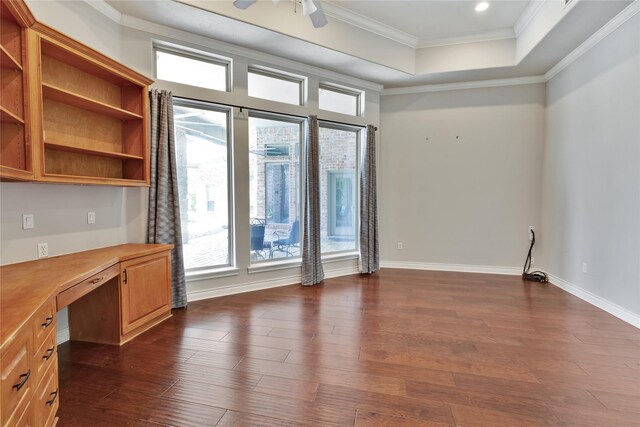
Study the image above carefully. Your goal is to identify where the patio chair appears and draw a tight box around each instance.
[270,218,300,258]
[250,218,271,260]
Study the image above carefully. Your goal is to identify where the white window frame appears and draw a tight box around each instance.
[319,83,364,117]
[248,65,307,106]
[154,43,232,92]
[318,121,362,256]
[248,110,306,265]
[173,97,236,273]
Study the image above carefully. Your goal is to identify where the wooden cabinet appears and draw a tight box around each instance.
[0,0,35,181]
[0,0,153,186]
[120,252,172,335]
[1,244,173,425]
[66,247,173,345]
[0,332,33,427]
[0,297,56,427]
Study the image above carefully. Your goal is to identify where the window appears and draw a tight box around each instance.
[249,114,302,261]
[155,48,229,91]
[319,124,360,253]
[319,84,362,116]
[248,67,304,106]
[174,101,233,270]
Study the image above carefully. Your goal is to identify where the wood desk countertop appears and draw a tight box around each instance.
[0,243,173,347]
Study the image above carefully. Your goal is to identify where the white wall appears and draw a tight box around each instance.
[380,84,546,271]
[541,14,640,319]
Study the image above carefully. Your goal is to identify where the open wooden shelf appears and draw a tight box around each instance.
[0,44,22,70]
[42,83,143,121]
[44,141,144,160]
[0,105,24,124]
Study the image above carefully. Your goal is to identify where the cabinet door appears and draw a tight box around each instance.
[120,252,171,335]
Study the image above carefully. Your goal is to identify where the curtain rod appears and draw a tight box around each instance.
[173,95,377,131]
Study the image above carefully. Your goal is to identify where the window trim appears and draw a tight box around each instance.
[154,43,232,92]
[318,121,363,255]
[173,97,236,272]
[319,83,364,117]
[248,65,306,106]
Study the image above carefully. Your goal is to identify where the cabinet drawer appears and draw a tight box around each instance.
[1,333,33,426]
[57,263,120,310]
[33,355,58,427]
[33,328,57,388]
[32,299,56,352]
[14,400,34,427]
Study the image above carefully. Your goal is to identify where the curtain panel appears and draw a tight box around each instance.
[301,115,325,285]
[360,124,379,274]
[147,89,188,308]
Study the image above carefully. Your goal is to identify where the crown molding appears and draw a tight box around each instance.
[322,1,418,48]
[120,14,384,91]
[381,75,546,96]
[82,0,122,24]
[514,0,546,37]
[545,0,639,81]
[416,28,515,49]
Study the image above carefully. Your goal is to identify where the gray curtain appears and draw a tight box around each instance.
[301,115,324,285]
[147,89,187,308]
[360,124,379,274]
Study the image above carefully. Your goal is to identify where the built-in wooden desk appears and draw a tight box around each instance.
[0,244,173,427]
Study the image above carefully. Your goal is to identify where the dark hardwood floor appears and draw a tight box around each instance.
[57,269,640,426]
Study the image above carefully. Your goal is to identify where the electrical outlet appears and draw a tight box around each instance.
[397,242,403,250]
[531,257,535,266]
[37,243,48,258]
[87,211,96,224]
[22,214,34,230]
[528,226,534,241]
[582,262,588,273]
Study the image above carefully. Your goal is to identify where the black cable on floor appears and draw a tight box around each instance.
[522,229,548,283]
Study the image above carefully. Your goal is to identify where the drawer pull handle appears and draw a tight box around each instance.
[12,370,30,391]
[46,389,58,406]
[42,347,55,360]
[42,316,54,327]
[90,277,103,284]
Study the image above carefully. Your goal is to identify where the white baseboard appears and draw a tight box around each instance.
[57,327,70,345]
[187,265,359,302]
[547,273,640,329]
[381,261,521,276]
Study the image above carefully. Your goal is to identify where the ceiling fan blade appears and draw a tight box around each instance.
[233,0,258,10]
[309,0,327,28]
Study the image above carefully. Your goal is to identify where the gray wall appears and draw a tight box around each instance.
[380,84,546,270]
[541,14,640,316]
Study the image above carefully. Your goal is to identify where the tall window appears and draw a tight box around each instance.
[319,124,360,253]
[174,101,232,270]
[249,114,302,262]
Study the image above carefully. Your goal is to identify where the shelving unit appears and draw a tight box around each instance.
[0,1,152,186]
[32,27,152,186]
[0,0,32,180]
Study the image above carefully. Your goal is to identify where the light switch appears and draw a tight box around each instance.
[87,211,96,224]
[22,214,34,230]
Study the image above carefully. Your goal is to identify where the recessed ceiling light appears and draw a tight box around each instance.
[475,2,490,12]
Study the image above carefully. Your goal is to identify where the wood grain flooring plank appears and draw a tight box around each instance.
[55,269,638,426]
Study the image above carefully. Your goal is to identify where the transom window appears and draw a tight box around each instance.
[155,46,230,92]
[248,66,305,106]
[319,83,363,116]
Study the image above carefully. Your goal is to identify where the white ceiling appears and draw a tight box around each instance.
[327,0,530,44]
[100,0,634,88]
